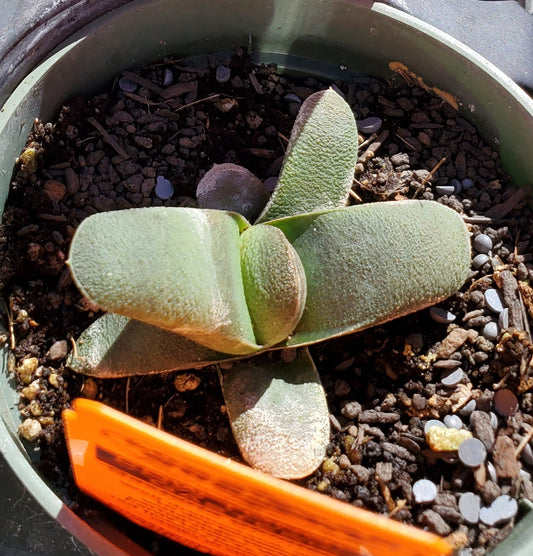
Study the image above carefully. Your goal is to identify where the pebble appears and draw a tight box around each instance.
[473,233,492,254]
[458,437,487,467]
[449,178,462,193]
[435,184,455,196]
[462,178,475,189]
[424,419,446,435]
[284,93,302,103]
[493,388,519,416]
[163,68,173,87]
[429,306,456,324]
[478,495,518,526]
[413,479,438,503]
[215,65,231,83]
[486,461,498,483]
[484,288,505,314]
[444,414,463,429]
[118,77,137,92]
[482,321,499,341]
[472,253,490,269]
[459,399,477,417]
[155,175,174,199]
[440,367,465,387]
[498,307,509,329]
[459,492,481,524]
[520,442,533,466]
[263,176,278,192]
[47,340,68,361]
[489,412,499,429]
[357,116,382,134]
[426,426,472,451]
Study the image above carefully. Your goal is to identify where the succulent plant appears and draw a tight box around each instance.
[67,88,471,479]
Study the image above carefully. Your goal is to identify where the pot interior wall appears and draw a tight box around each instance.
[0,0,532,552]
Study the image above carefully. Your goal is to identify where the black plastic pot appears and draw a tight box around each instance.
[1,1,533,554]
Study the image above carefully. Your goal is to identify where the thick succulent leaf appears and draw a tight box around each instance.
[68,207,262,356]
[219,348,329,479]
[270,199,471,346]
[196,163,270,221]
[67,313,244,378]
[240,224,306,346]
[256,88,358,223]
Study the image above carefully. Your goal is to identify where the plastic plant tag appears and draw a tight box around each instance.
[63,399,452,556]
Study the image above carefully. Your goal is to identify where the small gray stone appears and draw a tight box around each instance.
[479,495,518,526]
[459,492,481,524]
[413,479,438,503]
[155,175,174,200]
[424,419,446,435]
[484,288,505,313]
[263,176,278,192]
[284,93,302,103]
[444,414,463,429]
[482,321,499,341]
[487,461,498,483]
[118,77,137,92]
[458,437,487,467]
[449,178,462,193]
[440,367,465,387]
[473,233,493,254]
[521,443,533,467]
[498,307,509,329]
[357,116,382,134]
[163,68,173,87]
[215,65,231,83]
[472,253,490,269]
[429,306,456,324]
[435,184,455,196]
[459,399,477,417]
[462,178,475,189]
[489,412,499,429]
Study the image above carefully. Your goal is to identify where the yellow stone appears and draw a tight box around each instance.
[426,426,472,451]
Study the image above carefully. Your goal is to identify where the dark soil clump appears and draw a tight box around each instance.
[2,49,533,555]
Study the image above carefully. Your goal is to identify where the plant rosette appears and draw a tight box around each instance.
[65,88,471,482]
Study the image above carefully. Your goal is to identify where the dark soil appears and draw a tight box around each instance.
[1,49,533,555]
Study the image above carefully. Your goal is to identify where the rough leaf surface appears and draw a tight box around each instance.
[256,88,358,223]
[219,349,329,479]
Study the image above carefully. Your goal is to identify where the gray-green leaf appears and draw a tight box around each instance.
[219,348,329,479]
[68,207,261,355]
[256,88,358,223]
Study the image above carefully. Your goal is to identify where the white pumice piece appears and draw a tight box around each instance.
[429,306,456,323]
[479,495,518,526]
[459,492,481,524]
[412,479,438,504]
[484,288,505,314]
[424,419,446,435]
[444,414,463,429]
[458,437,487,468]
[440,367,465,387]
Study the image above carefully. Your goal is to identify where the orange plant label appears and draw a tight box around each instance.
[63,398,452,556]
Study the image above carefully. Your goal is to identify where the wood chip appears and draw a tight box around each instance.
[485,188,528,219]
[160,81,197,99]
[121,70,162,94]
[87,117,129,159]
[492,434,520,478]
